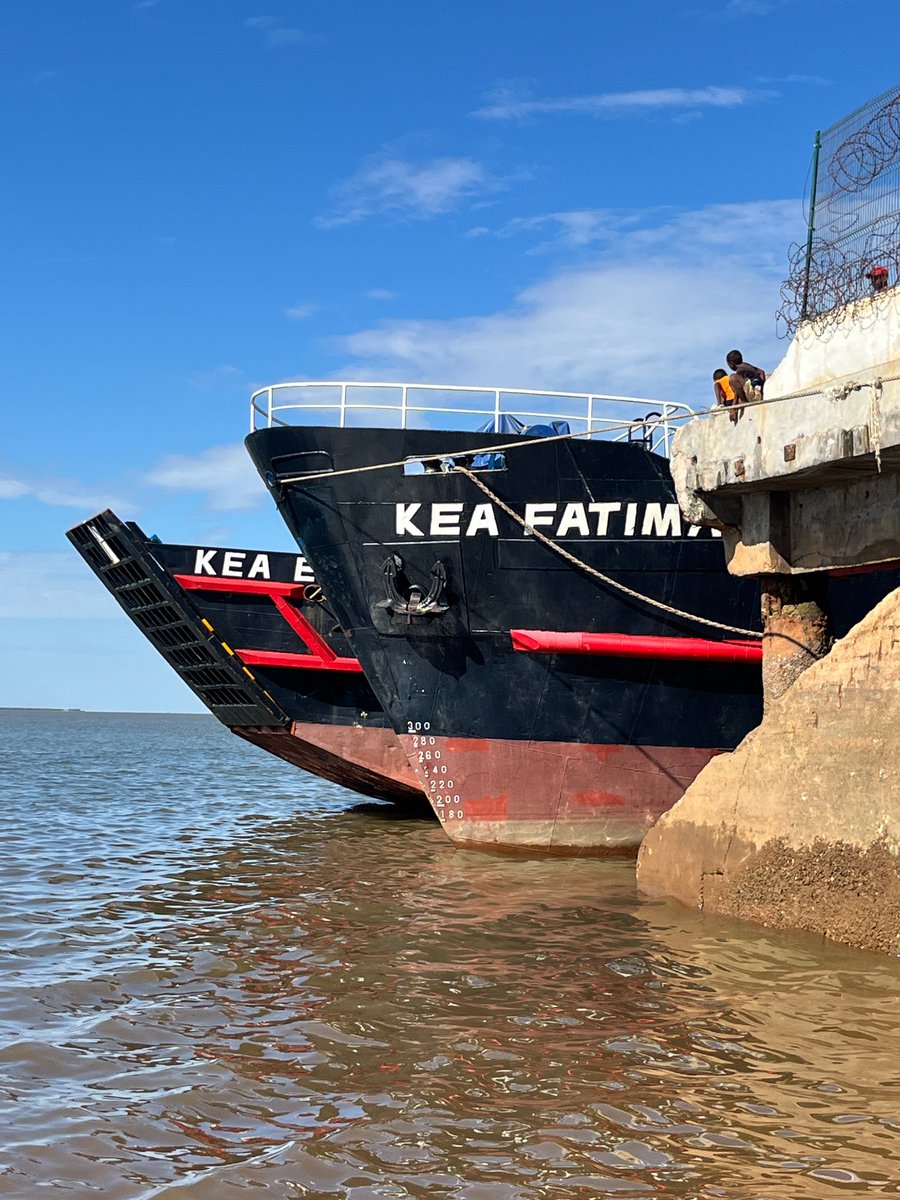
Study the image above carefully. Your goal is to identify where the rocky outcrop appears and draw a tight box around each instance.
[637,587,900,955]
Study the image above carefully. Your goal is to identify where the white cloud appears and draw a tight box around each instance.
[366,288,396,300]
[724,0,773,12]
[0,469,128,512]
[245,16,312,46]
[0,552,122,619]
[755,74,829,85]
[144,444,265,512]
[285,302,317,319]
[188,363,245,390]
[318,154,503,226]
[0,479,29,499]
[497,209,645,252]
[720,0,801,14]
[334,200,798,403]
[697,0,807,19]
[472,84,772,121]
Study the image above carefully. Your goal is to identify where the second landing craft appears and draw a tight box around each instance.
[67,510,423,807]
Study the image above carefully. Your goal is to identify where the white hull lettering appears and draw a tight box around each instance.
[641,502,682,538]
[391,501,721,540]
[193,549,217,575]
[465,503,500,537]
[221,551,247,578]
[247,553,272,579]
[523,503,558,535]
[587,501,622,536]
[186,548,314,583]
[430,502,464,535]
[556,502,590,537]
[396,503,424,537]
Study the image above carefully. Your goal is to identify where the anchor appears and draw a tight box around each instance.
[377,554,449,619]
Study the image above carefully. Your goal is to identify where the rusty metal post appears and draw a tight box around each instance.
[760,574,833,707]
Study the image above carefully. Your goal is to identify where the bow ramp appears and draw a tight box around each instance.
[67,510,287,727]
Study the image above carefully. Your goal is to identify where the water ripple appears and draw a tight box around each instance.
[0,710,898,1198]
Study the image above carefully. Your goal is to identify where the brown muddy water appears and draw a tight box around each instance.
[1,710,898,1199]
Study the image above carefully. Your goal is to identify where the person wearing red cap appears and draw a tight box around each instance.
[867,266,890,293]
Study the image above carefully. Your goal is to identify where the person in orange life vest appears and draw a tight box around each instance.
[713,369,741,424]
[726,349,766,406]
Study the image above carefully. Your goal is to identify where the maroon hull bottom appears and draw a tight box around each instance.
[235,723,424,807]
[399,733,721,853]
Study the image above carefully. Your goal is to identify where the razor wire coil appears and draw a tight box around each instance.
[779,84,900,338]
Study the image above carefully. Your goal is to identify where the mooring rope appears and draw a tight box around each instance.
[870,377,885,473]
[452,464,763,639]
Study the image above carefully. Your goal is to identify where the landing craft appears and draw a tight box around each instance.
[67,510,423,807]
[246,381,764,853]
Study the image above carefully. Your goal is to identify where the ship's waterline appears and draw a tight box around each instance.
[401,731,721,853]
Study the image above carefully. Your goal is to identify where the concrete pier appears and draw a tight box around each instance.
[760,574,832,706]
[637,587,900,955]
[636,291,900,953]
[672,293,900,578]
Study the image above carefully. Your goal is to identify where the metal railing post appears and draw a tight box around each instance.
[340,382,347,428]
[401,385,408,429]
[493,389,501,432]
[800,129,821,323]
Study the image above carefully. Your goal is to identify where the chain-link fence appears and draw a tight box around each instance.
[778,83,900,337]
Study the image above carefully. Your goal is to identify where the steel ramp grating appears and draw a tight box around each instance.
[67,511,289,728]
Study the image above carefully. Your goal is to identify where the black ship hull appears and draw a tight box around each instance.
[246,427,766,852]
[67,511,422,806]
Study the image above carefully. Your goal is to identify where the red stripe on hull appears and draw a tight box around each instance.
[399,733,719,854]
[235,723,424,807]
[235,649,363,672]
[511,629,762,663]
[174,574,306,598]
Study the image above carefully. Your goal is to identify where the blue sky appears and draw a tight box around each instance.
[2,0,898,710]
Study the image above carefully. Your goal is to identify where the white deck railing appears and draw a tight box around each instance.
[249,381,694,456]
